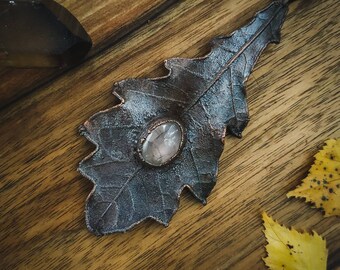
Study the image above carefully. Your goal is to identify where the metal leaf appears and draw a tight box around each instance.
[79,1,288,235]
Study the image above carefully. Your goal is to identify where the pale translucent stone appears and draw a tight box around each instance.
[141,122,182,166]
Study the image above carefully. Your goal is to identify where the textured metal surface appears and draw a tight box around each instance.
[79,1,288,235]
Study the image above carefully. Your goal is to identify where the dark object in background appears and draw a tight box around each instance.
[0,0,92,68]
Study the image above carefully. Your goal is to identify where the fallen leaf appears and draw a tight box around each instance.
[78,2,288,234]
[262,212,327,270]
[287,139,340,217]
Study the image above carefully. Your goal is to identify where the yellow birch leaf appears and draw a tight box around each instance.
[287,138,340,217]
[262,212,327,270]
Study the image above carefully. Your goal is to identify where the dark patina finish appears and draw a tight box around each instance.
[79,1,288,235]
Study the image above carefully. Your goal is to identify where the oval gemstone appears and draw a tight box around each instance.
[141,122,183,166]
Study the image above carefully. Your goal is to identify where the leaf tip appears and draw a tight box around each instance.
[262,211,271,221]
[286,190,295,198]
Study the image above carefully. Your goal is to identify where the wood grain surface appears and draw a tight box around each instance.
[0,0,178,108]
[1,0,339,269]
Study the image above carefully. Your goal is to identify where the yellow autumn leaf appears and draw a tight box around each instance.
[287,138,340,217]
[262,212,327,270]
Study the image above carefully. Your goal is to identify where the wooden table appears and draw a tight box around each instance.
[1,0,339,269]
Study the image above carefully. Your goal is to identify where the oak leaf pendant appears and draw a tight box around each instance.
[79,2,288,235]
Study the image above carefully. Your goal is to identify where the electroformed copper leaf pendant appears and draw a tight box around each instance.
[79,1,288,235]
